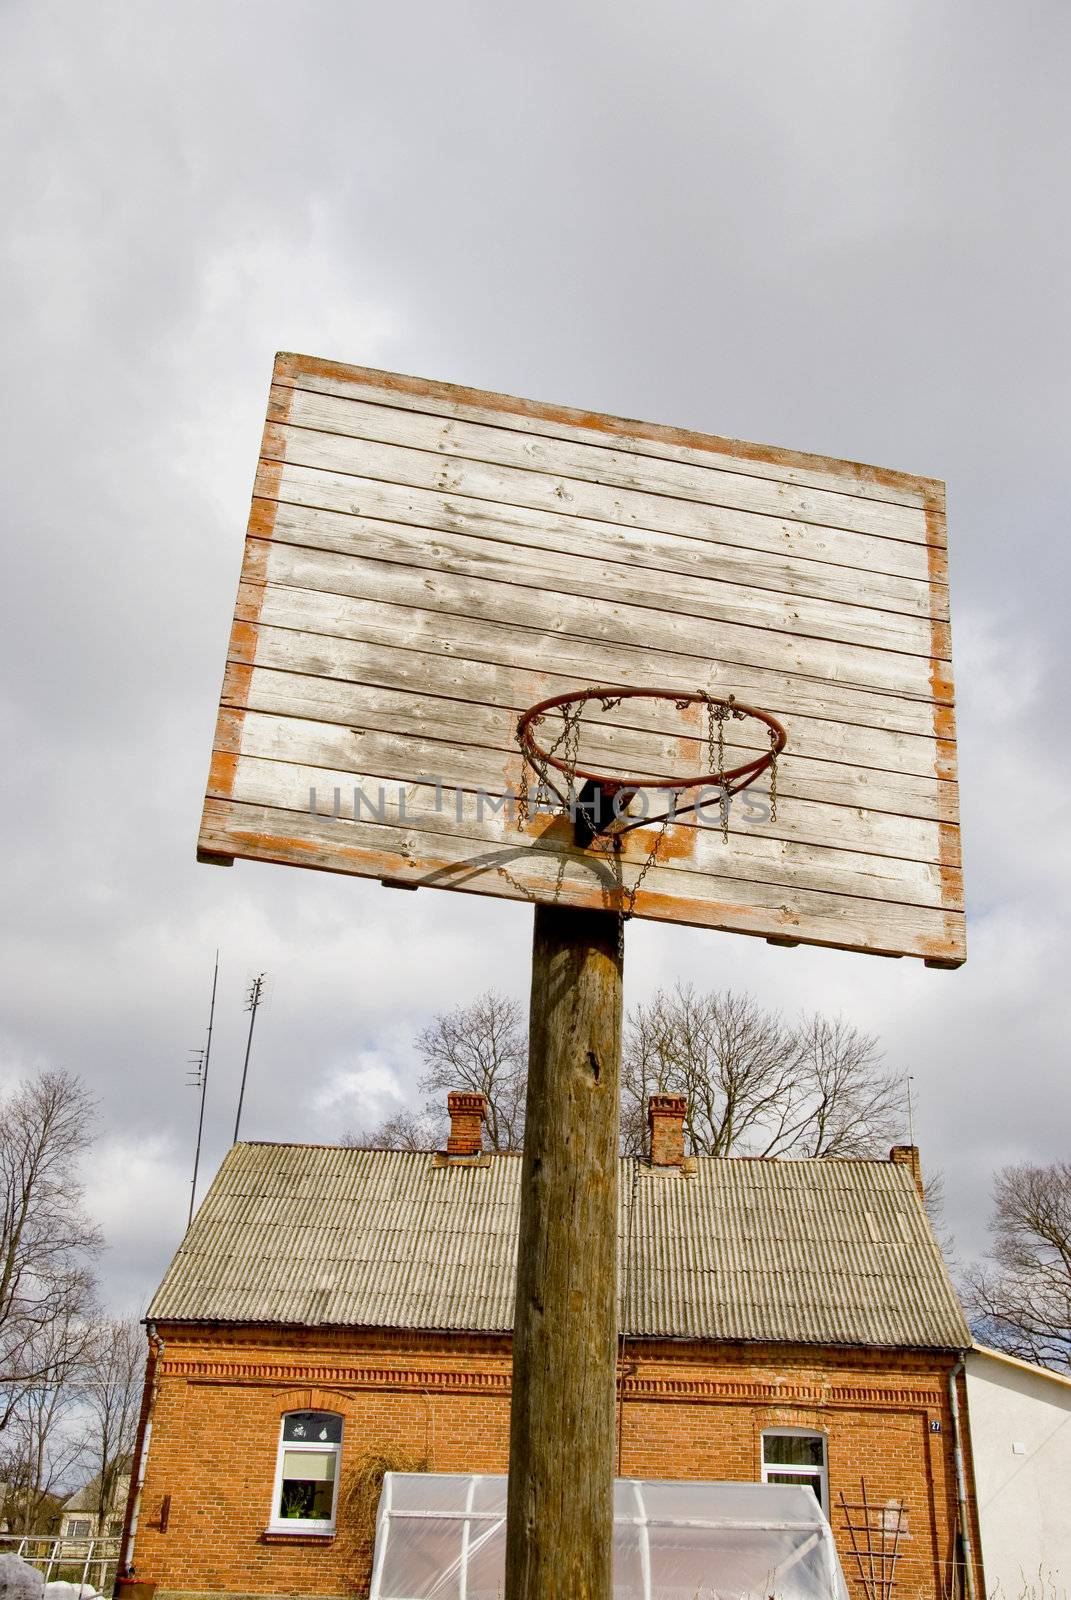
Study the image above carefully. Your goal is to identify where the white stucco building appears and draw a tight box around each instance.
[965,1346,1071,1597]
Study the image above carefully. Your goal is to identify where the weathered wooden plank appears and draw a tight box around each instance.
[223,660,957,823]
[218,752,962,911]
[258,487,946,658]
[236,626,954,783]
[198,795,967,964]
[249,540,950,703]
[273,386,939,550]
[272,354,943,516]
[263,474,945,619]
[260,426,947,605]
[216,709,961,870]
[236,580,954,743]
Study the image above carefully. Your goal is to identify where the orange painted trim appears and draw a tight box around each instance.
[273,351,946,511]
[198,799,967,965]
[196,380,294,859]
[925,503,965,964]
[159,1354,947,1413]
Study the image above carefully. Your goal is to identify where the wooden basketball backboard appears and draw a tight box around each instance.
[198,353,963,967]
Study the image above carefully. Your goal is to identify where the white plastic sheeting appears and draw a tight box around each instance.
[0,1557,102,1600]
[368,1474,850,1600]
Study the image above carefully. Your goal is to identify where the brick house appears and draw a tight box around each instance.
[121,1095,982,1600]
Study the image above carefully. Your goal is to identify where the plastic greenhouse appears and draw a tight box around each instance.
[368,1474,850,1600]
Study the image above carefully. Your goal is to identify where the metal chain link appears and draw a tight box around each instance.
[705,692,731,843]
[611,840,626,962]
[515,700,587,908]
[623,811,672,915]
[768,727,779,823]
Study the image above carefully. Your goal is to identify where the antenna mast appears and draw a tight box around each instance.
[233,972,266,1143]
[187,950,220,1228]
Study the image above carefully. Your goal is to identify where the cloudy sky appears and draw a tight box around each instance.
[1,1,1067,1313]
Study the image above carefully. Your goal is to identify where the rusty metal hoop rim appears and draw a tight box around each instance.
[516,684,787,797]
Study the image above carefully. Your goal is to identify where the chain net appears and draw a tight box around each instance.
[512,688,781,924]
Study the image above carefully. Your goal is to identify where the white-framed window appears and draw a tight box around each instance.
[65,1518,92,1540]
[269,1410,343,1534]
[760,1428,828,1513]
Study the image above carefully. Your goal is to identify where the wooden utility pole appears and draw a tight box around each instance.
[505,904,624,1600]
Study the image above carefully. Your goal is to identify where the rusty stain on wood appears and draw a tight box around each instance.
[246,500,278,540]
[227,621,259,664]
[207,751,240,798]
[222,662,253,706]
[932,702,956,734]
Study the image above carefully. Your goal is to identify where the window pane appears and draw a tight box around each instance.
[764,1470,823,1507]
[763,1433,824,1468]
[282,1450,335,1482]
[279,1450,337,1521]
[283,1411,342,1444]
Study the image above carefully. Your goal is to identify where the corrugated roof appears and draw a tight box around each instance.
[148,1144,970,1351]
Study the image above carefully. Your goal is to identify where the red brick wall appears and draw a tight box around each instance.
[129,1324,981,1599]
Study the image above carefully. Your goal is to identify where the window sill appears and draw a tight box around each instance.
[262,1527,336,1543]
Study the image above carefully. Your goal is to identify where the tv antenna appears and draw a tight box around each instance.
[187,950,219,1228]
[233,972,266,1143]
[906,1072,915,1146]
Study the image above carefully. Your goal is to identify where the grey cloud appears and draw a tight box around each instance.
[1,0,1067,1308]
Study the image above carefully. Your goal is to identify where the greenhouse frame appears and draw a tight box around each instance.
[368,1473,851,1600]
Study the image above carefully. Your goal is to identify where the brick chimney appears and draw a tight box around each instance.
[648,1094,687,1166]
[447,1091,487,1156]
[890,1144,924,1201]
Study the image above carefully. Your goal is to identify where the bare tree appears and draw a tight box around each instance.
[341,1109,440,1151]
[919,1167,959,1265]
[343,995,526,1151]
[789,1014,902,1157]
[1,1071,101,1433]
[415,992,527,1152]
[966,1162,1071,1372]
[80,1315,145,1532]
[343,986,900,1166]
[0,1305,88,1532]
[620,986,900,1159]
[621,987,796,1156]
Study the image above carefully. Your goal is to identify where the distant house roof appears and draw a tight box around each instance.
[62,1483,99,1514]
[62,1461,132,1514]
[148,1143,970,1352]
[969,1344,1071,1389]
